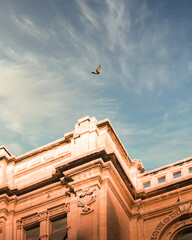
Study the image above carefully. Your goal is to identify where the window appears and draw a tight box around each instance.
[179,232,192,240]
[25,226,40,240]
[158,176,166,184]
[189,168,192,174]
[50,217,67,240]
[143,181,151,188]
[173,171,181,179]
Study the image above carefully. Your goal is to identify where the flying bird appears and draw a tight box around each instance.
[92,65,101,74]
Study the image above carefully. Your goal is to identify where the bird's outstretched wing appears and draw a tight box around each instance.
[96,65,101,72]
[92,65,101,74]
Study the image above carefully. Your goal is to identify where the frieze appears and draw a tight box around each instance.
[48,202,70,217]
[22,214,41,226]
[18,204,70,227]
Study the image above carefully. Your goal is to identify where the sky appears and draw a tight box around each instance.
[0,0,192,171]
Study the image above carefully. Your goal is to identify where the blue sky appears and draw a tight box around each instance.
[0,0,192,170]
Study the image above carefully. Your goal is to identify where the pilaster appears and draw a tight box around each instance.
[39,210,48,240]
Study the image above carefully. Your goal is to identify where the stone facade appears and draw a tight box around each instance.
[0,116,192,240]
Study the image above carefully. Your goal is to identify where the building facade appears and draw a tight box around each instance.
[0,116,192,240]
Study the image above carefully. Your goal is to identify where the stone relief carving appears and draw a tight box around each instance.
[179,202,191,215]
[16,219,22,229]
[77,187,96,215]
[151,210,181,240]
[22,214,41,226]
[151,202,192,240]
[39,210,48,221]
[48,202,70,217]
[132,159,145,173]
[19,203,70,227]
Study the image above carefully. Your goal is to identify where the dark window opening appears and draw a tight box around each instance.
[179,232,192,240]
[50,216,67,240]
[26,226,40,240]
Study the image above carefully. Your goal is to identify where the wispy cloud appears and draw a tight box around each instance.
[77,0,100,31]
[11,13,50,41]
[115,120,191,170]
[0,0,191,167]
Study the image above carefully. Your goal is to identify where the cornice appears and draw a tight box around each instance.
[15,137,68,163]
[0,149,136,199]
[97,119,132,164]
[1,147,191,202]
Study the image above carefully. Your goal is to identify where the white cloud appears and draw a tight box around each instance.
[104,0,131,51]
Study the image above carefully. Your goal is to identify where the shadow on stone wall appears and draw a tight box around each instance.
[107,194,121,240]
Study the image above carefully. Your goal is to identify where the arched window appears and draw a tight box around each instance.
[174,227,192,240]
[179,232,192,240]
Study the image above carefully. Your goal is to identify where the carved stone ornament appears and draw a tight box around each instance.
[48,202,70,217]
[77,187,96,215]
[22,214,41,226]
[16,219,22,229]
[179,202,191,215]
[132,159,145,173]
[151,210,181,240]
[151,203,192,240]
[39,210,48,221]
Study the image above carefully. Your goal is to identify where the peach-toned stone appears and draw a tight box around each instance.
[0,116,192,239]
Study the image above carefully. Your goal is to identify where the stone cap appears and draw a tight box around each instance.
[0,145,12,161]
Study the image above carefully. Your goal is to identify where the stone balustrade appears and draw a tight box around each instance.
[137,157,192,190]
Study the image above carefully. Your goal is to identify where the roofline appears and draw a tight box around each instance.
[142,156,192,176]
[97,118,133,164]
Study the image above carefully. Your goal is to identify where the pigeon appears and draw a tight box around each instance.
[92,65,101,74]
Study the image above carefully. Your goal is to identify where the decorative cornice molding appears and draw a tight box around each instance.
[17,203,70,228]
[48,202,70,218]
[22,213,41,226]
[0,149,136,200]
